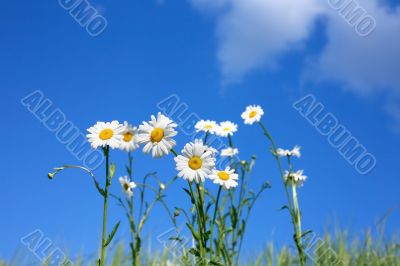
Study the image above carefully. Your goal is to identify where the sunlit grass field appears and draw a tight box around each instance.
[3,229,399,266]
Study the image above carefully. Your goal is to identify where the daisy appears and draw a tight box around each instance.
[276,145,301,158]
[137,112,178,158]
[174,139,216,183]
[290,145,301,158]
[209,167,239,190]
[119,176,136,197]
[241,105,264,125]
[216,121,238,137]
[276,148,290,157]
[86,121,124,149]
[207,146,219,156]
[221,147,239,157]
[119,121,139,152]
[195,120,218,134]
[284,170,307,186]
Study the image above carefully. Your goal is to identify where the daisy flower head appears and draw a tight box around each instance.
[174,139,216,183]
[119,176,136,197]
[241,105,264,125]
[276,145,301,158]
[87,121,124,149]
[290,145,301,158]
[210,167,239,190]
[195,120,218,134]
[137,112,178,158]
[119,121,139,152]
[207,146,219,156]
[284,170,307,186]
[221,147,239,157]
[276,148,290,157]
[216,121,238,137]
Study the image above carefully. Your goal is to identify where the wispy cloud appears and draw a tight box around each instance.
[190,0,324,84]
[307,0,400,128]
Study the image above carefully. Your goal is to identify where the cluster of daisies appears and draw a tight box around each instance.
[276,146,307,186]
[174,138,239,190]
[86,112,178,196]
[85,104,307,196]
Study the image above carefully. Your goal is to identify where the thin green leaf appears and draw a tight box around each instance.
[94,180,106,197]
[209,260,224,266]
[301,229,313,237]
[189,248,200,257]
[104,221,120,247]
[186,222,200,241]
[279,205,290,211]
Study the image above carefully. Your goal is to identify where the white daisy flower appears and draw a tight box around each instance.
[119,121,139,152]
[86,121,124,149]
[276,145,301,158]
[284,170,307,186]
[276,148,290,157]
[195,120,218,134]
[119,176,136,197]
[216,121,238,137]
[207,146,219,156]
[241,105,264,125]
[290,145,301,158]
[174,139,216,183]
[209,167,239,190]
[221,147,239,157]
[137,112,178,158]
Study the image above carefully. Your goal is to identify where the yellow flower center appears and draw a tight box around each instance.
[123,132,133,142]
[218,171,230,181]
[223,127,230,131]
[99,128,114,140]
[150,128,164,143]
[123,183,130,191]
[188,156,203,170]
[249,111,257,118]
[205,125,213,130]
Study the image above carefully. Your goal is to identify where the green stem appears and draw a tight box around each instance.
[236,183,266,266]
[234,157,256,266]
[210,186,222,259]
[170,148,178,157]
[292,182,301,231]
[197,182,207,250]
[292,180,305,265]
[257,122,294,214]
[128,152,133,179]
[188,181,206,260]
[227,135,235,167]
[257,122,305,266]
[126,152,138,266]
[217,192,228,258]
[100,146,110,266]
[204,131,209,145]
[227,135,238,259]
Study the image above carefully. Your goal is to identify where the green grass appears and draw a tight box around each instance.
[250,230,399,266]
[3,229,398,266]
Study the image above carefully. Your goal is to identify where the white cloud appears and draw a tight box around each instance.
[190,0,400,127]
[190,0,324,83]
[308,0,400,126]
[310,0,400,94]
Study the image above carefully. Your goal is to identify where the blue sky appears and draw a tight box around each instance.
[1,0,399,262]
